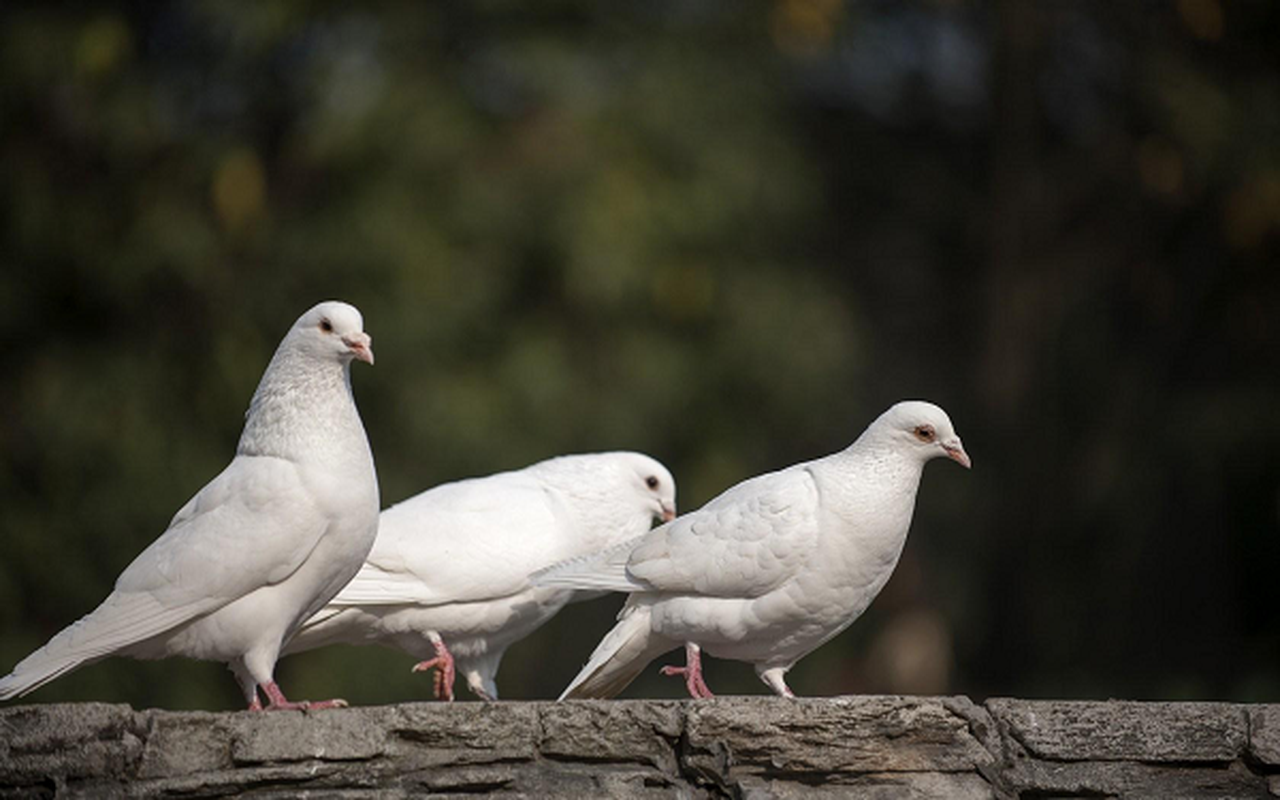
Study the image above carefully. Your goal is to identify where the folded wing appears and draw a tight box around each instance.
[0,454,330,699]
[537,465,820,599]
[325,469,573,608]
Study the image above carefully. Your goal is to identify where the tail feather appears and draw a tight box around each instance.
[1,591,207,700]
[281,606,373,657]
[559,601,674,700]
[0,657,89,700]
[532,535,648,594]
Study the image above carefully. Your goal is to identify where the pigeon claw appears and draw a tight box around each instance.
[660,665,715,699]
[660,643,714,699]
[412,637,457,702]
[256,681,348,712]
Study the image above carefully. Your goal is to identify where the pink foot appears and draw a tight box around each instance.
[252,681,349,711]
[412,637,456,702]
[660,643,714,699]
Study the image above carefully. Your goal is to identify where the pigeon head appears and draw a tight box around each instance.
[290,301,374,366]
[622,453,678,523]
[875,401,970,468]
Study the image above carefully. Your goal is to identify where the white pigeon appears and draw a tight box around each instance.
[537,401,970,700]
[283,452,677,701]
[0,301,379,711]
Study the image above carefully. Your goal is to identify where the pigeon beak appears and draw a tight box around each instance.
[343,333,374,365]
[660,503,677,523]
[942,439,971,469]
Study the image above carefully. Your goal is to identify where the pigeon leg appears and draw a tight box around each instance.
[465,670,496,702]
[660,642,714,698]
[758,666,796,698]
[260,681,349,711]
[230,659,266,710]
[411,631,456,701]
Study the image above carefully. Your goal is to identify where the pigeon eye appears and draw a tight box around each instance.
[319,319,333,333]
[913,425,935,443]
[645,476,660,490]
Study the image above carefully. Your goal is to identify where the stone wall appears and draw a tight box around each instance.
[2,696,1278,798]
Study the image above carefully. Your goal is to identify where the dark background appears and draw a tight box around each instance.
[1,1,1277,710]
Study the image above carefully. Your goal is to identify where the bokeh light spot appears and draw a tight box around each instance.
[212,149,267,234]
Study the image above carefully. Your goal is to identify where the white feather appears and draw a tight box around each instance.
[1,301,380,706]
[285,451,677,700]
[550,400,970,699]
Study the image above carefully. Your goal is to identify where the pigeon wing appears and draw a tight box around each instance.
[626,465,820,598]
[327,470,567,608]
[0,454,330,699]
[537,465,819,599]
[119,453,332,601]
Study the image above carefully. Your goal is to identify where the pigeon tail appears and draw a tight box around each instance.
[0,656,86,700]
[532,535,649,594]
[0,591,208,700]
[281,605,356,657]
[559,600,673,700]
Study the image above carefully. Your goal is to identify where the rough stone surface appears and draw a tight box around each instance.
[1250,706,1280,767]
[989,698,1248,761]
[0,697,1277,798]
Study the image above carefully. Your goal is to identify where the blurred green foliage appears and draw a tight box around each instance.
[1,1,1277,709]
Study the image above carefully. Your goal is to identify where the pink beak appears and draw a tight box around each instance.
[661,505,677,523]
[343,333,374,365]
[943,439,971,469]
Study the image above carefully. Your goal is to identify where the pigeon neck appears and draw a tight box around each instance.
[844,425,927,473]
[237,347,363,463]
[827,437,927,532]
